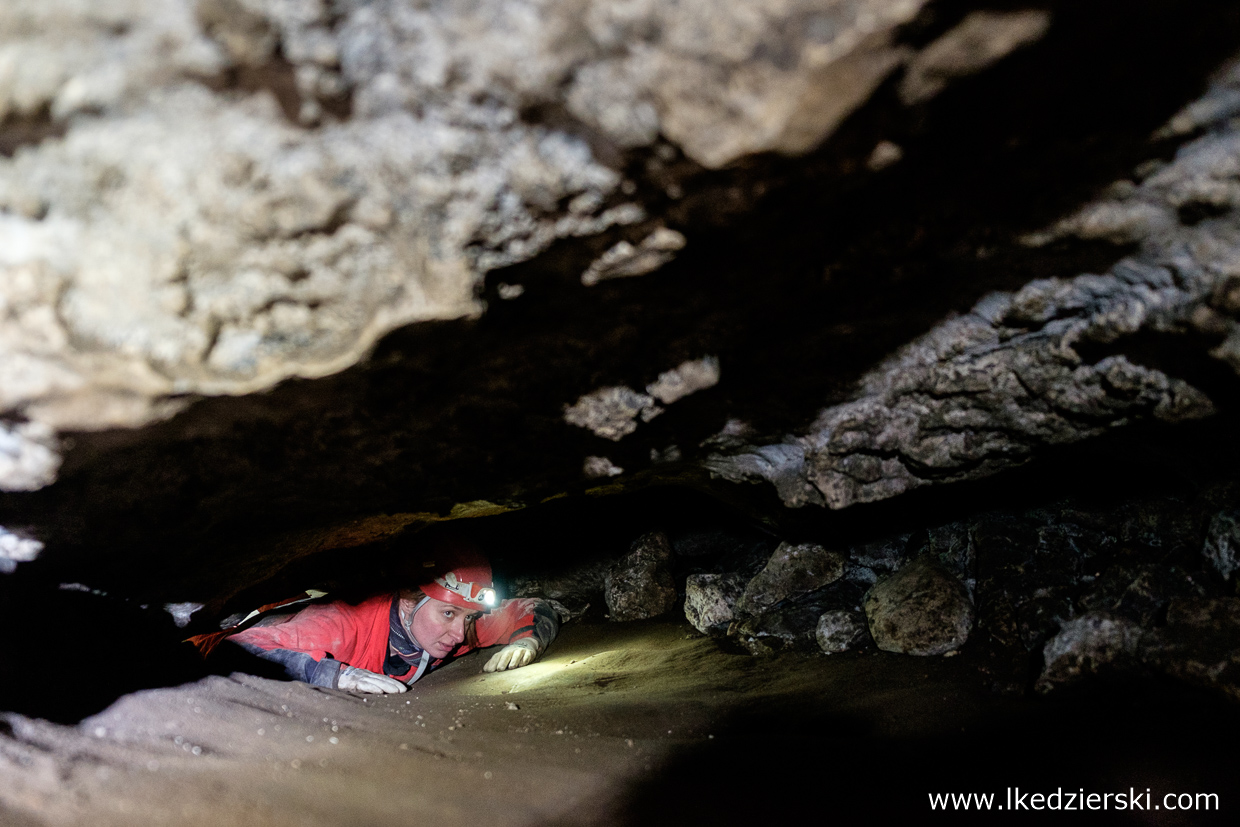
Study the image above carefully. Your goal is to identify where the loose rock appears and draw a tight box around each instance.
[863,557,974,656]
[605,532,677,621]
[815,611,869,654]
[683,573,746,636]
[737,542,846,615]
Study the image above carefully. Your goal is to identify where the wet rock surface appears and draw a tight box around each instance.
[863,556,974,656]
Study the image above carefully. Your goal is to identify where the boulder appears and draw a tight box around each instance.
[863,557,974,655]
[604,531,677,621]
[684,572,746,635]
[736,542,846,615]
[815,610,869,654]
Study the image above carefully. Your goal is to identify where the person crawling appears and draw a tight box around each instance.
[196,542,558,694]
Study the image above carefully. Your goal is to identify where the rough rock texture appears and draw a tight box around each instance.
[1035,612,1145,692]
[1202,509,1240,581]
[708,57,1240,510]
[815,609,869,654]
[683,572,746,636]
[604,531,677,621]
[735,541,846,614]
[0,0,1000,491]
[863,556,974,655]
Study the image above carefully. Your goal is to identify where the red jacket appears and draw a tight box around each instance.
[229,593,551,684]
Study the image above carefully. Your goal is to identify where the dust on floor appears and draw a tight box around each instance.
[1,621,1235,826]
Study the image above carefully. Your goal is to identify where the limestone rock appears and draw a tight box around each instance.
[737,542,846,615]
[1141,597,1240,702]
[604,531,676,621]
[0,0,946,491]
[1203,510,1240,581]
[1035,612,1145,693]
[684,572,746,635]
[815,610,869,654]
[863,557,974,656]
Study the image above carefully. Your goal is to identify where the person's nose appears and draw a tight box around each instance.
[447,617,466,644]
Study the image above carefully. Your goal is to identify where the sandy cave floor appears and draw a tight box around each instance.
[1,621,1237,826]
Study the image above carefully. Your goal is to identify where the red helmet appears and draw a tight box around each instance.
[417,541,497,611]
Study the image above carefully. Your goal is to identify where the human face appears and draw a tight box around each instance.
[409,597,476,658]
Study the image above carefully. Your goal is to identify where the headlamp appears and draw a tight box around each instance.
[433,572,499,609]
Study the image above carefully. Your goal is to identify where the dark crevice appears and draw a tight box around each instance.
[1077,328,1240,412]
[190,50,353,127]
[0,105,67,159]
[1177,200,1231,226]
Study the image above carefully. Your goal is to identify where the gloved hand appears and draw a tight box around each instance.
[337,666,408,694]
[483,638,540,673]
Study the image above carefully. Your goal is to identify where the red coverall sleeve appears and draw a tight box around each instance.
[471,597,559,651]
[230,601,358,663]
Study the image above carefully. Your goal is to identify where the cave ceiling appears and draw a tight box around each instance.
[3,0,1240,614]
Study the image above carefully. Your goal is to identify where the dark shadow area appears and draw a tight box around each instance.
[0,569,287,724]
[608,674,1239,825]
[0,106,67,159]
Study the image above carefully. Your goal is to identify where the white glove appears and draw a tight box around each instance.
[483,638,540,673]
[337,666,408,694]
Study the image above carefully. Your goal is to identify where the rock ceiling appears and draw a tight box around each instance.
[2,0,1240,610]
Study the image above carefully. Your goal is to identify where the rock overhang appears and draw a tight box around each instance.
[2,0,1240,620]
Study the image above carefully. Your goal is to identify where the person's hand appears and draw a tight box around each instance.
[337,666,408,694]
[483,638,540,672]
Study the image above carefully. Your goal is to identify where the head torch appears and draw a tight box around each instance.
[432,571,497,609]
